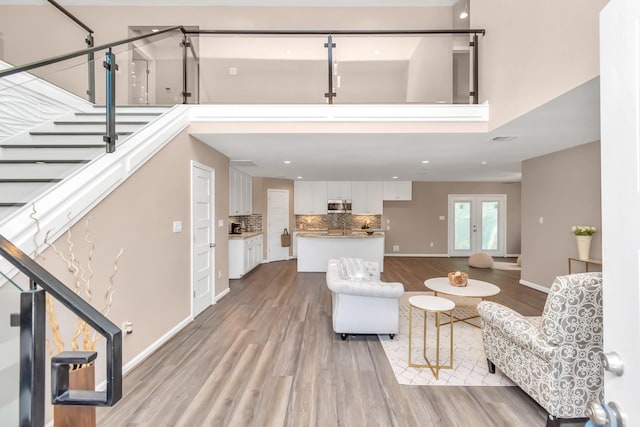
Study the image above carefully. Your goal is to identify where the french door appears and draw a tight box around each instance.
[448,194,506,257]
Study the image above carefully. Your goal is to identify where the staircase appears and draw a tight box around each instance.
[0,105,172,221]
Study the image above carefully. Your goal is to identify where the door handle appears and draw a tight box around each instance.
[586,401,627,427]
[601,351,624,376]
[210,243,215,248]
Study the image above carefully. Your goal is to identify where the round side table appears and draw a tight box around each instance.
[408,295,455,380]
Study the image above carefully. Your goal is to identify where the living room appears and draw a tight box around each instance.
[1,0,634,426]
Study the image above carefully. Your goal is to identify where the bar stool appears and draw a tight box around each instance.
[408,295,455,379]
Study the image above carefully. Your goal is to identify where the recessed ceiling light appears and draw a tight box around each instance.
[481,161,488,165]
[374,49,380,55]
[392,176,398,179]
[297,176,303,179]
[421,160,430,164]
[285,49,292,55]
[151,28,159,32]
[284,160,292,164]
[459,11,468,19]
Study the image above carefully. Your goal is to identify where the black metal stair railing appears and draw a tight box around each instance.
[1,234,122,427]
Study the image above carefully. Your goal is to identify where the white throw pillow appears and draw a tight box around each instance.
[340,257,366,280]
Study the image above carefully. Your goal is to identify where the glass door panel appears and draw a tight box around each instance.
[481,201,499,251]
[454,201,472,251]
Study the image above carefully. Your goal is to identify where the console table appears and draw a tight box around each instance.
[568,257,602,274]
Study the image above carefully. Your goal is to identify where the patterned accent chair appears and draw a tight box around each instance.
[477,273,603,426]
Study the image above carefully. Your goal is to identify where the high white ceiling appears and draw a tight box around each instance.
[193,78,600,182]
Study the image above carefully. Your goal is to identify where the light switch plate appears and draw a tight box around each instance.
[218,219,225,227]
[172,221,182,233]
[439,216,445,220]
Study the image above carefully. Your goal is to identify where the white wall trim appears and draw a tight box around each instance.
[215,287,231,302]
[384,253,449,257]
[189,102,489,123]
[94,315,193,393]
[519,279,550,294]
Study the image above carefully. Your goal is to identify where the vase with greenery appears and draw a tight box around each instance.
[571,225,597,260]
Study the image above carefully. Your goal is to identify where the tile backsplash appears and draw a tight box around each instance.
[296,214,381,230]
[229,214,262,232]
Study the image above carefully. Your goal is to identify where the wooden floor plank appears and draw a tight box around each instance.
[98,257,550,426]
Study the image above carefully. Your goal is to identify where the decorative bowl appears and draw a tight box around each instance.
[448,271,469,287]
[366,230,374,235]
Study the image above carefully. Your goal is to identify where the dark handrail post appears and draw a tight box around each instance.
[86,33,96,104]
[324,34,336,104]
[12,289,46,427]
[471,33,479,104]
[103,49,118,153]
[181,34,192,104]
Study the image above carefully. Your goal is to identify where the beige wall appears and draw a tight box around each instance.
[252,177,295,259]
[472,0,608,129]
[406,37,453,103]
[40,128,229,374]
[382,181,521,255]
[520,141,601,289]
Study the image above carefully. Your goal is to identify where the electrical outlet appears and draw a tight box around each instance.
[430,242,434,247]
[393,245,400,252]
[218,270,222,279]
[122,321,133,335]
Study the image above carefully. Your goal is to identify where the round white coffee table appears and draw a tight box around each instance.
[408,295,455,380]
[424,277,501,328]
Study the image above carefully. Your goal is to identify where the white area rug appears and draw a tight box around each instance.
[378,292,514,386]
[492,261,521,271]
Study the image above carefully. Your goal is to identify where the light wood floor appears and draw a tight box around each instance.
[97,257,551,427]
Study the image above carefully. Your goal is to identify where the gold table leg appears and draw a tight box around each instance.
[408,304,454,379]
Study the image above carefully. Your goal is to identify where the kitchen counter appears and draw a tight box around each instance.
[297,233,384,272]
[297,232,384,238]
[228,231,262,240]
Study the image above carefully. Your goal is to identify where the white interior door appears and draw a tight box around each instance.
[268,189,289,262]
[448,194,506,257]
[191,162,215,317]
[599,0,639,423]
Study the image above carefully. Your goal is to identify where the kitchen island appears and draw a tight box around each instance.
[297,232,385,272]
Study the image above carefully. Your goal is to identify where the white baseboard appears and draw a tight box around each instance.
[122,315,193,375]
[384,253,449,257]
[93,315,193,394]
[519,279,550,293]
[215,287,230,302]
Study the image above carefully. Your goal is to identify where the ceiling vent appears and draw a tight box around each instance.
[230,160,257,167]
[490,136,518,142]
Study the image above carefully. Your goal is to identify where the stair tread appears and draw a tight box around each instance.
[75,112,163,116]
[30,131,133,136]
[2,144,105,148]
[54,121,148,125]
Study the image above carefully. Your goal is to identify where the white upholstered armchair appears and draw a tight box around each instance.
[477,272,603,426]
[326,258,404,340]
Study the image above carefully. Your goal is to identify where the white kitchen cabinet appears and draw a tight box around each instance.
[294,181,327,214]
[382,181,412,201]
[292,231,299,257]
[229,234,263,279]
[351,181,383,214]
[327,181,352,200]
[229,168,252,215]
